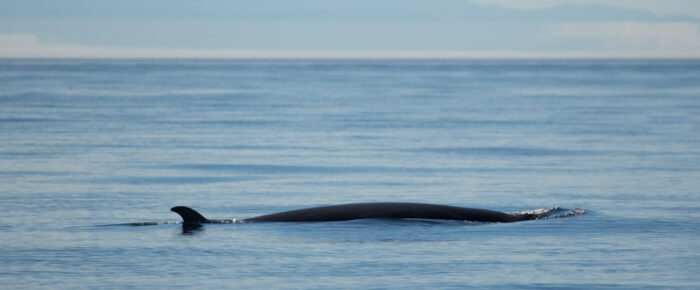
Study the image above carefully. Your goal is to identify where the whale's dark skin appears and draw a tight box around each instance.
[171,202,539,225]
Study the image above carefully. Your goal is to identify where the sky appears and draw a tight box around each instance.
[1,0,699,58]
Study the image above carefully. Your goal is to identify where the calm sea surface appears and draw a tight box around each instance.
[1,59,699,289]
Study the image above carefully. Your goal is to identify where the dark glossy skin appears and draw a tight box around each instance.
[171,202,538,224]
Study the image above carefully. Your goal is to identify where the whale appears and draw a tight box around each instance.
[171,202,541,225]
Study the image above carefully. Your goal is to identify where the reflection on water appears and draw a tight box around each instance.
[180,224,204,235]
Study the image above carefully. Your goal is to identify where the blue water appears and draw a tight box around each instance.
[1,59,699,288]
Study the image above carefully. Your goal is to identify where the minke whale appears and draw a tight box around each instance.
[171,202,542,225]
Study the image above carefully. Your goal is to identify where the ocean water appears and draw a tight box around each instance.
[0,59,699,289]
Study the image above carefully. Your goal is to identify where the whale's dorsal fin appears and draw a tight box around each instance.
[171,206,209,224]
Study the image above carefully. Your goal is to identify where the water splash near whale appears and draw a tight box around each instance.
[511,207,586,220]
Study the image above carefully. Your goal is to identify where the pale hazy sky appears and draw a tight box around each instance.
[1,0,699,58]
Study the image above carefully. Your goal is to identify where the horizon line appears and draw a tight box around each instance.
[3,50,700,60]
